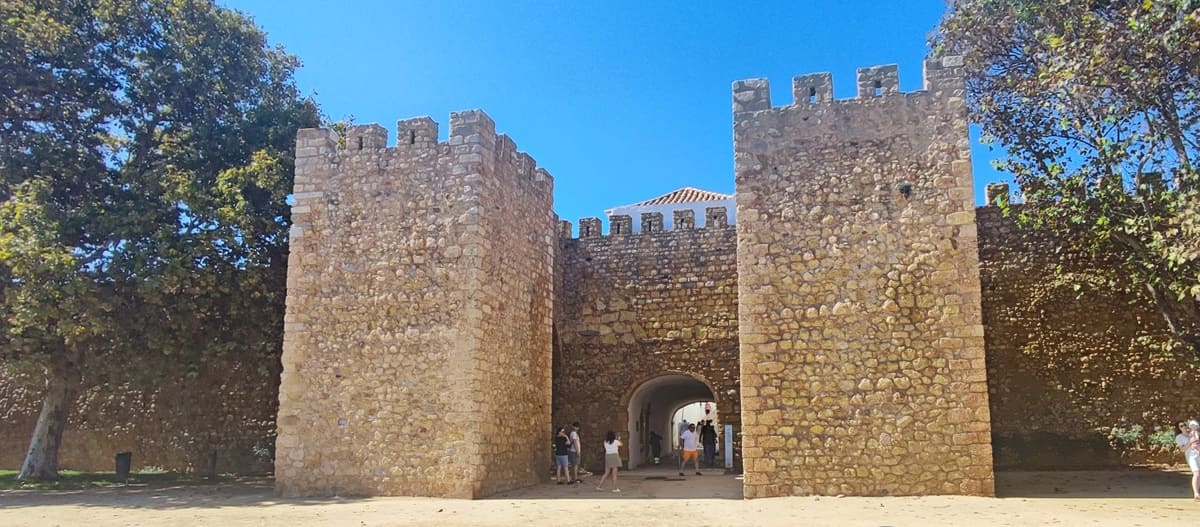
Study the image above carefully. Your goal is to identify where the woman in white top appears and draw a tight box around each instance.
[596,430,623,492]
[1182,420,1200,500]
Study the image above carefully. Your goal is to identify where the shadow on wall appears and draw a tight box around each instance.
[0,358,279,475]
[991,432,1122,469]
[978,207,1200,470]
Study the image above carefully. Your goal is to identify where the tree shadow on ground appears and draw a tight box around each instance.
[4,467,1187,510]
[996,467,1193,499]
[0,477,363,510]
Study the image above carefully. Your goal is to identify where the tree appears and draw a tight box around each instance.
[0,0,320,480]
[936,0,1200,355]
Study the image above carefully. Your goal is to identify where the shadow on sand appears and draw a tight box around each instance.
[996,467,1194,499]
[488,466,744,501]
[2,467,1192,511]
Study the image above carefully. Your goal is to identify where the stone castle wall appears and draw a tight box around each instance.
[731,57,994,498]
[8,200,1193,482]
[0,358,277,474]
[6,58,1196,499]
[553,210,741,472]
[7,202,1192,481]
[977,206,1200,468]
[274,111,554,498]
[467,115,556,498]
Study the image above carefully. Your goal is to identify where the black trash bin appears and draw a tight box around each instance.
[114,451,132,482]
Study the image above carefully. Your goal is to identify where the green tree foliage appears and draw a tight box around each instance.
[937,0,1200,355]
[0,0,320,480]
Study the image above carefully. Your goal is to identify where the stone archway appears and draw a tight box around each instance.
[621,373,717,469]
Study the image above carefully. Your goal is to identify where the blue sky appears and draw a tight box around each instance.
[224,0,1008,225]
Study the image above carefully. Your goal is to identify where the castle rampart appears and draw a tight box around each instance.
[276,110,555,498]
[6,197,1193,479]
[562,207,732,239]
[554,219,741,472]
[732,56,994,497]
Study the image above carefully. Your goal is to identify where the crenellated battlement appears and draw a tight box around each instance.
[397,116,438,146]
[294,109,553,199]
[985,182,1010,206]
[732,55,965,117]
[562,206,732,239]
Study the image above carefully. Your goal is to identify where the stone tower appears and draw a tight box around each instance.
[275,111,556,498]
[732,57,994,497]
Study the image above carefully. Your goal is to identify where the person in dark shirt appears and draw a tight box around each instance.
[699,420,718,467]
[553,426,571,484]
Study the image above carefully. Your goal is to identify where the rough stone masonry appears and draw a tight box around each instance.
[553,209,742,473]
[278,57,993,499]
[275,112,555,498]
[3,56,1196,494]
[731,56,994,497]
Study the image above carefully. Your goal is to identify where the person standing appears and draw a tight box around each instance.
[596,431,623,492]
[569,422,583,484]
[1182,420,1200,499]
[1175,420,1189,459]
[553,426,571,484]
[700,420,718,467]
[679,422,701,476]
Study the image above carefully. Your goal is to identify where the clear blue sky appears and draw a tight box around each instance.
[224,0,1008,225]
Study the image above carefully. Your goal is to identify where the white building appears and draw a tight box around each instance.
[605,187,735,233]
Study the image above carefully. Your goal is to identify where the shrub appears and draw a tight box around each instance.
[1147,427,1179,449]
[1106,424,1143,446]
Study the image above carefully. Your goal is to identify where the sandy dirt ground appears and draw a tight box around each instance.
[1,467,1196,526]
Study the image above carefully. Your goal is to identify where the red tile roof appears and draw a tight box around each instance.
[628,187,732,206]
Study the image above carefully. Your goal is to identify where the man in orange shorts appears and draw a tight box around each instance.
[679,422,702,476]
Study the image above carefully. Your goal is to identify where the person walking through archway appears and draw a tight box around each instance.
[596,431,623,492]
[679,422,701,476]
[700,420,718,468]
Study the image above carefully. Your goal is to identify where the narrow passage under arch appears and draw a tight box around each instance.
[624,373,716,469]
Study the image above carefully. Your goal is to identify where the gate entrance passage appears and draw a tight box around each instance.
[624,374,717,470]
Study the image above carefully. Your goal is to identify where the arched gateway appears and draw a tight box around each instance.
[276,56,994,499]
[622,373,719,469]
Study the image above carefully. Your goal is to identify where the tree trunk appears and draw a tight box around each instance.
[17,355,79,482]
[1111,232,1200,356]
[1145,282,1200,358]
